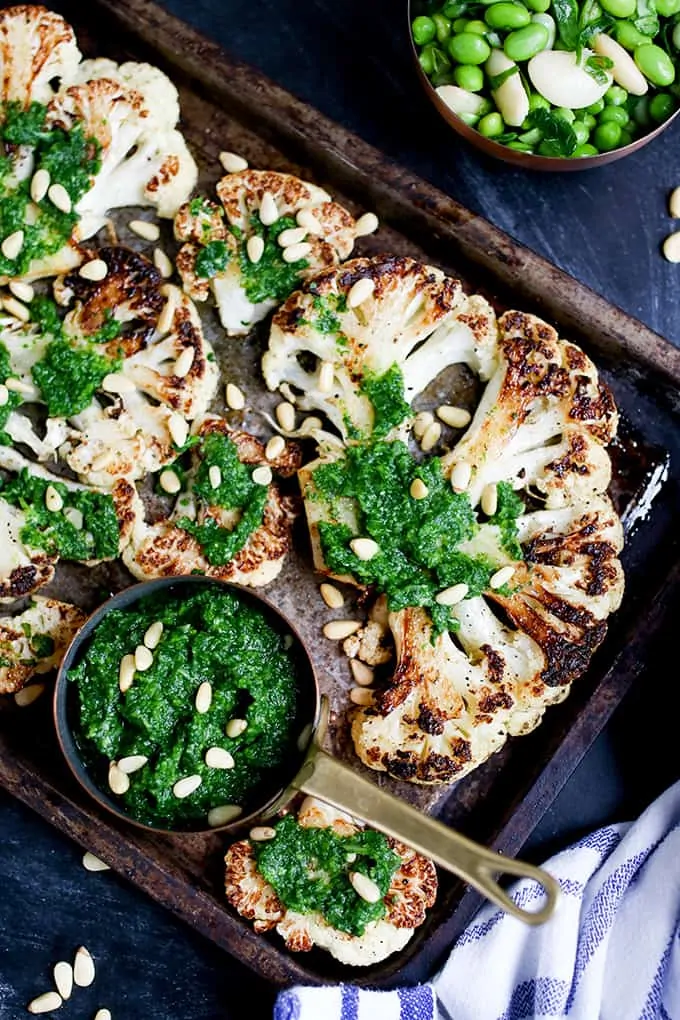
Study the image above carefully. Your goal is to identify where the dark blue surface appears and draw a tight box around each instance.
[2,2,679,1017]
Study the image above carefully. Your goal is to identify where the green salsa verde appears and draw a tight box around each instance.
[253,813,401,937]
[70,587,302,829]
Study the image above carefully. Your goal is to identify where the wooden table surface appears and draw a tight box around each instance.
[2,1,680,1017]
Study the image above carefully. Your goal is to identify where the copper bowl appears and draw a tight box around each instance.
[407,0,680,171]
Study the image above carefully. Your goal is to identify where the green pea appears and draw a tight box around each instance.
[485,3,532,30]
[618,128,633,145]
[412,16,436,46]
[605,85,629,106]
[528,92,551,112]
[504,22,549,60]
[572,120,590,145]
[650,92,676,122]
[454,63,485,90]
[599,105,629,125]
[519,126,543,144]
[478,111,505,136]
[573,143,599,156]
[656,0,680,15]
[466,19,489,33]
[635,44,676,87]
[593,121,622,150]
[453,18,470,32]
[630,95,651,126]
[600,0,635,16]
[433,13,452,43]
[673,23,680,51]
[555,106,575,123]
[582,113,597,129]
[448,32,491,64]
[586,98,605,114]
[525,0,551,10]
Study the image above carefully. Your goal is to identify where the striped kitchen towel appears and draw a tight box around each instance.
[274,778,680,1020]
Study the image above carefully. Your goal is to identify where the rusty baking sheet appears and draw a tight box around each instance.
[1,0,680,990]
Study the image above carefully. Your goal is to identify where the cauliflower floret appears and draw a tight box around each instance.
[123,418,300,587]
[0,497,56,601]
[0,6,81,106]
[224,796,437,965]
[262,255,498,440]
[0,596,86,693]
[174,169,358,336]
[440,310,618,509]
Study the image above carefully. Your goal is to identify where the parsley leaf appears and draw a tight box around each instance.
[553,0,580,49]
[489,65,519,90]
[529,109,578,157]
[634,0,658,36]
[585,54,614,84]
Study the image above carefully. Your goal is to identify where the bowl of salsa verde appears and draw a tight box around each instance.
[55,577,313,833]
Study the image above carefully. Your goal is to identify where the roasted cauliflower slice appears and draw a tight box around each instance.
[174,169,358,335]
[224,796,437,966]
[123,417,300,587]
[441,310,618,509]
[0,595,85,694]
[0,6,81,106]
[262,255,498,441]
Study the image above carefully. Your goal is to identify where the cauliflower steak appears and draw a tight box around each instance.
[0,596,86,693]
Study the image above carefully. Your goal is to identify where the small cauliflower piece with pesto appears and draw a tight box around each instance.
[0,596,86,694]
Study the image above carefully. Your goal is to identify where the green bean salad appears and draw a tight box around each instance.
[412,0,680,157]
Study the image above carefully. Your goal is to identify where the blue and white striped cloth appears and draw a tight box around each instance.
[275,779,680,1020]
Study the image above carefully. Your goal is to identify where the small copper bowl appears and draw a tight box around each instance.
[407,0,680,171]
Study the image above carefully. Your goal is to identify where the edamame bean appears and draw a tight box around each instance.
[506,140,534,150]
[599,105,629,125]
[459,111,481,126]
[555,107,575,123]
[477,97,495,116]
[419,46,435,75]
[433,13,452,43]
[454,63,485,91]
[504,22,549,60]
[649,92,675,121]
[605,85,629,106]
[600,0,636,16]
[614,21,649,50]
[586,98,605,114]
[593,120,622,150]
[449,32,491,64]
[573,143,599,156]
[528,92,550,112]
[618,128,633,145]
[485,3,531,30]
[572,120,590,145]
[630,94,651,125]
[531,13,556,49]
[634,44,676,87]
[673,23,680,51]
[519,126,543,144]
[656,0,680,15]
[453,18,470,32]
[443,1,468,15]
[478,111,505,136]
[412,16,436,46]
[465,19,489,33]
[582,112,597,129]
[525,0,551,11]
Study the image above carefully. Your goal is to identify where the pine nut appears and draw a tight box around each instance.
[102,373,135,394]
[350,659,374,686]
[265,435,285,460]
[153,247,173,278]
[350,537,379,561]
[250,826,276,841]
[2,297,30,321]
[118,654,136,693]
[157,291,177,335]
[159,469,181,494]
[173,774,202,798]
[420,421,441,451]
[118,755,149,774]
[195,681,212,714]
[259,191,278,226]
[252,465,272,485]
[168,413,188,448]
[28,992,63,1013]
[347,277,375,308]
[298,415,322,435]
[4,376,32,394]
[225,382,245,410]
[73,946,95,987]
[208,804,242,827]
[95,1011,112,1020]
[349,870,382,902]
[296,208,322,233]
[14,683,46,707]
[481,483,498,517]
[48,183,72,213]
[490,565,515,589]
[172,346,194,379]
[413,411,434,439]
[219,150,248,173]
[144,620,164,649]
[225,717,248,738]
[350,686,374,706]
[209,464,222,489]
[1,229,24,260]
[671,187,680,218]
[30,168,50,203]
[280,383,297,404]
[205,747,235,769]
[134,645,153,671]
[320,582,344,609]
[663,232,680,263]
[410,478,428,500]
[323,619,361,640]
[53,961,73,1001]
[241,237,263,269]
[437,405,471,429]
[278,226,307,247]
[129,219,160,242]
[91,449,114,471]
[45,485,63,513]
[0,384,8,406]
[354,212,379,237]
[282,241,312,263]
[451,461,472,493]
[435,583,469,606]
[275,401,295,431]
[79,259,108,282]
[108,763,130,796]
[9,281,34,303]
[317,360,334,393]
[82,852,110,872]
